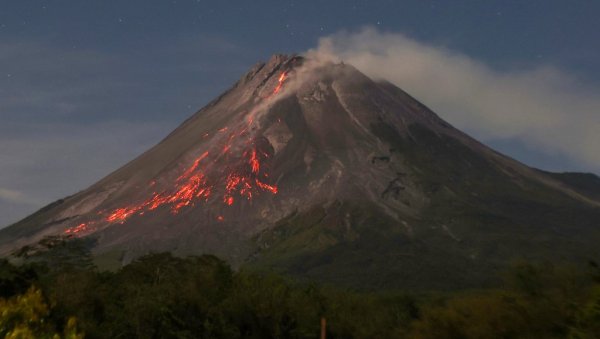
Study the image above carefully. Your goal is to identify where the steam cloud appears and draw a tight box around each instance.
[306,28,600,172]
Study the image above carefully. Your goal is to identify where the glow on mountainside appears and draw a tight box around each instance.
[64,71,289,235]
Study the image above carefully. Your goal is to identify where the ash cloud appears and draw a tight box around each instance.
[306,28,600,173]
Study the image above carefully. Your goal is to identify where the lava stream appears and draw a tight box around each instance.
[272,71,288,95]
[64,71,288,235]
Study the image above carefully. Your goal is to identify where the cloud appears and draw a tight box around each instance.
[0,34,245,228]
[0,188,36,205]
[0,120,168,227]
[306,28,600,172]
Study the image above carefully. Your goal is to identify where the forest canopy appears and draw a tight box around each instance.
[1,237,599,338]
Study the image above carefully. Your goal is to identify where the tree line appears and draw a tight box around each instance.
[1,236,599,338]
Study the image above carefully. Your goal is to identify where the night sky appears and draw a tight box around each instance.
[1,1,599,227]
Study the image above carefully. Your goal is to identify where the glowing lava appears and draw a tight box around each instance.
[249,149,260,174]
[64,71,288,235]
[107,207,141,223]
[64,222,89,235]
[272,71,287,95]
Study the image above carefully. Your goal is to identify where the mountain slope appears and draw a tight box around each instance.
[2,54,599,289]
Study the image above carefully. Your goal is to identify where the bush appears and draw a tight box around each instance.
[0,286,83,339]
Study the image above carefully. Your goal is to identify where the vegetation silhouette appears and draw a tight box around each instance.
[1,236,599,338]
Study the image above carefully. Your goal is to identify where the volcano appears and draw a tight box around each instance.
[2,54,600,289]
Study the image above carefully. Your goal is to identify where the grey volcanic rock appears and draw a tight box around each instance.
[2,54,599,289]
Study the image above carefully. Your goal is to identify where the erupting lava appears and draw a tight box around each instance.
[64,71,290,235]
[272,71,287,95]
[64,222,90,235]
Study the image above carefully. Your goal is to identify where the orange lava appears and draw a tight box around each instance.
[64,222,89,235]
[64,71,288,235]
[176,151,209,182]
[255,179,278,194]
[272,71,287,95]
[249,149,260,174]
[107,207,141,223]
[96,125,278,225]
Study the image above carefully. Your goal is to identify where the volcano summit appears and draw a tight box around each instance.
[2,54,599,289]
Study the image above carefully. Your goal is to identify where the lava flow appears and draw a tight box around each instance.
[64,71,289,235]
[272,71,287,95]
[64,222,90,235]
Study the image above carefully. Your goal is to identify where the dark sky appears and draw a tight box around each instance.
[1,0,599,227]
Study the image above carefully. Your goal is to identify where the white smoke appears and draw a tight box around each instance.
[306,27,600,172]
